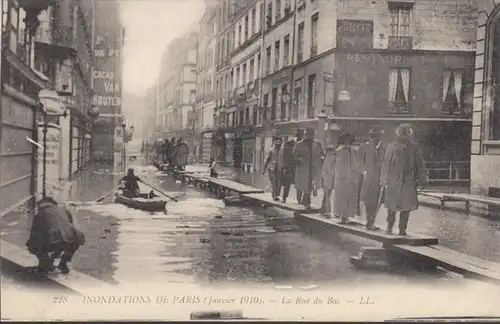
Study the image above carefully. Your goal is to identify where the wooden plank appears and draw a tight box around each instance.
[391,244,500,283]
[0,240,112,294]
[429,245,500,273]
[242,193,321,212]
[208,178,264,194]
[299,213,438,246]
[444,193,500,205]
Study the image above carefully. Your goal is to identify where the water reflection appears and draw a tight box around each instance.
[67,163,494,288]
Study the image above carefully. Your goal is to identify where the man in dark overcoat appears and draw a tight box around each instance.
[359,125,386,231]
[380,124,427,235]
[26,197,85,274]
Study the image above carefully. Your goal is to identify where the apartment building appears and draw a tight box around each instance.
[470,2,500,210]
[197,4,217,162]
[158,33,198,152]
[213,0,248,164]
[220,0,263,169]
[35,0,96,178]
[326,0,476,180]
[1,0,97,216]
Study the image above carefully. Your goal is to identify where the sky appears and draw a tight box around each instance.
[120,0,205,96]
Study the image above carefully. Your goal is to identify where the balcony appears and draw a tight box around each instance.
[388,36,413,50]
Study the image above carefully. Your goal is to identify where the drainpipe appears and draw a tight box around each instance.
[256,0,266,171]
[289,0,298,120]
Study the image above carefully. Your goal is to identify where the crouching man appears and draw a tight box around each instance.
[26,197,85,274]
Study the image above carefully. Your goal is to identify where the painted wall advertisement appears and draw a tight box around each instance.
[37,125,61,197]
[92,34,122,115]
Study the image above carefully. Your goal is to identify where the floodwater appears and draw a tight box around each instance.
[72,163,474,288]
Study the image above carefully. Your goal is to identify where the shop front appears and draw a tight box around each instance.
[212,129,226,164]
[334,50,474,161]
[200,131,213,162]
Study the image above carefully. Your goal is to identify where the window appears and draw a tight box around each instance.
[251,8,256,35]
[283,34,290,66]
[259,4,264,30]
[267,3,273,28]
[275,0,281,21]
[249,58,255,80]
[236,66,240,87]
[257,54,261,78]
[263,93,269,122]
[274,41,280,72]
[389,6,411,37]
[266,46,271,74]
[8,2,19,54]
[253,106,258,125]
[294,78,303,119]
[311,14,318,57]
[244,15,249,42]
[239,110,244,125]
[280,84,288,120]
[242,63,247,84]
[271,88,278,120]
[245,107,250,124]
[307,74,316,118]
[297,22,304,63]
[284,0,291,13]
[442,69,465,115]
[389,5,413,49]
[238,24,242,46]
[388,68,411,113]
[230,69,234,90]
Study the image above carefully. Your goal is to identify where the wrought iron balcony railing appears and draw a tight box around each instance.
[388,36,413,50]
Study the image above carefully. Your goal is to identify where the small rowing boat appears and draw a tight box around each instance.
[114,190,167,212]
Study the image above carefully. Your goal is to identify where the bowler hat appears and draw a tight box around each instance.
[395,123,414,139]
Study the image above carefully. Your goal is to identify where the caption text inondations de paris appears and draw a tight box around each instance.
[52,295,375,306]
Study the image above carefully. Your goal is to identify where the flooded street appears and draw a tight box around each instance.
[58,163,477,288]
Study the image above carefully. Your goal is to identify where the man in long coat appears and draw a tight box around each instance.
[320,136,337,216]
[332,132,361,223]
[26,197,85,274]
[173,138,190,171]
[293,129,305,202]
[293,127,324,209]
[263,137,283,201]
[380,124,427,236]
[359,125,386,230]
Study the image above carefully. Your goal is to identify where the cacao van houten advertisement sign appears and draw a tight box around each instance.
[337,20,374,50]
[92,33,122,116]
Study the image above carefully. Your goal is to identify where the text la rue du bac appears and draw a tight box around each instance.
[81,295,375,306]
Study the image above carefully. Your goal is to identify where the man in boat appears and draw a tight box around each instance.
[119,168,159,199]
[26,197,85,274]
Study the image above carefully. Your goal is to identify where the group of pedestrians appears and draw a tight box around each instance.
[142,138,190,171]
[263,123,428,236]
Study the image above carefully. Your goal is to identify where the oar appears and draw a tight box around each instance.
[139,180,178,202]
[96,185,121,203]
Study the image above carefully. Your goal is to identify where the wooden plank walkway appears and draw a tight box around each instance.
[299,213,438,246]
[389,244,500,283]
[0,240,112,294]
[242,193,321,213]
[208,178,264,194]
[418,191,500,212]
